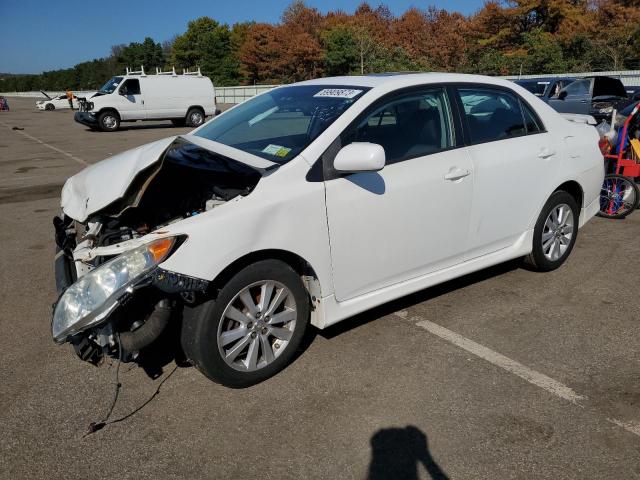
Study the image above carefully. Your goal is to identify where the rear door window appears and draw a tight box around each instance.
[458,88,526,144]
[563,79,590,96]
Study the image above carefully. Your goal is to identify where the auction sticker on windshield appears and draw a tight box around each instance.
[262,144,292,158]
[313,88,363,98]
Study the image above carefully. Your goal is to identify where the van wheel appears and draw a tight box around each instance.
[181,259,310,388]
[186,108,205,127]
[171,119,186,127]
[45,103,55,111]
[98,111,120,131]
[524,191,579,272]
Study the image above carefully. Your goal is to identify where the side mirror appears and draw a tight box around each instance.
[558,90,568,100]
[334,142,385,173]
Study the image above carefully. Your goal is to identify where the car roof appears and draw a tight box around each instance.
[514,77,576,83]
[294,72,523,90]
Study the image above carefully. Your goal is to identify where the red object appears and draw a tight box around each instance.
[604,101,640,178]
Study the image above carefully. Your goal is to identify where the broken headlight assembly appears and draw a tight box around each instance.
[52,236,182,343]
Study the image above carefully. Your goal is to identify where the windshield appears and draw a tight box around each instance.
[195,85,369,163]
[99,76,123,94]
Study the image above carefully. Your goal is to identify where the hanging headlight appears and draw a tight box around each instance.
[52,237,180,343]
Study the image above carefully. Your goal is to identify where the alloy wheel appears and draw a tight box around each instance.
[542,203,574,261]
[217,280,297,372]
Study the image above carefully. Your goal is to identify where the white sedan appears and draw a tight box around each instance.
[51,73,604,387]
[36,92,78,110]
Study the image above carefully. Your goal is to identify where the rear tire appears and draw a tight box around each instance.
[98,110,120,132]
[524,191,579,272]
[181,260,310,388]
[185,107,205,127]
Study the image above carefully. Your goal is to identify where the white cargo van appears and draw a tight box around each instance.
[75,67,216,131]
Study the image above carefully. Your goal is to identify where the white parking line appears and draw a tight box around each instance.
[0,121,88,166]
[393,310,640,437]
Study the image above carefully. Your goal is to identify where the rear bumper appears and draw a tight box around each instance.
[74,111,98,127]
[580,195,600,228]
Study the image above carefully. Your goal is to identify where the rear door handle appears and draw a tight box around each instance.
[538,148,556,159]
[444,168,471,181]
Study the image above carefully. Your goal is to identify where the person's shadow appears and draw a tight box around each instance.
[368,426,449,480]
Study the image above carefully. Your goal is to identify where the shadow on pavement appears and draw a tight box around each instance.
[368,425,449,480]
[320,259,520,339]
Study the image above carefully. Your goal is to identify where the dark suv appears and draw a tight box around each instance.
[547,76,631,122]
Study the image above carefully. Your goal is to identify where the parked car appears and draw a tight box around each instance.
[52,73,604,387]
[36,91,79,110]
[514,77,576,102]
[547,76,631,122]
[626,86,640,102]
[74,68,216,131]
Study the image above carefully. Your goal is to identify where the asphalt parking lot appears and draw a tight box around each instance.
[1,97,639,479]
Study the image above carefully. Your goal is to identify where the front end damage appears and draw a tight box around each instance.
[52,136,269,366]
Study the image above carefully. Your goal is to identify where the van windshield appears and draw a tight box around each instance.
[195,85,369,163]
[99,76,123,94]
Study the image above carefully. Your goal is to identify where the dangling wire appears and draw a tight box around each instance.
[83,333,178,437]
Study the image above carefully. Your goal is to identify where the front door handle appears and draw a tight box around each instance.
[538,148,556,159]
[444,168,471,181]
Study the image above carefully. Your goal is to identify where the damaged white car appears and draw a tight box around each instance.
[53,74,604,387]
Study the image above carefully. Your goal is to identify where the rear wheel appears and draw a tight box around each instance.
[525,191,579,272]
[98,111,120,132]
[185,107,205,127]
[597,174,639,219]
[181,259,310,387]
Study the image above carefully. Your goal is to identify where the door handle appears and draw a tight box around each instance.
[580,99,587,103]
[538,148,556,159]
[444,168,470,181]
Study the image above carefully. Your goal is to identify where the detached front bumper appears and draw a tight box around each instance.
[74,111,99,127]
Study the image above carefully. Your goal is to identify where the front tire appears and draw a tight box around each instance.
[98,111,120,131]
[181,260,310,388]
[45,103,54,111]
[525,191,579,272]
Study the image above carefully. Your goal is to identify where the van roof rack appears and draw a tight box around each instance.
[126,65,202,77]
[183,67,202,77]
[125,66,147,76]
[156,67,177,76]
[124,66,202,77]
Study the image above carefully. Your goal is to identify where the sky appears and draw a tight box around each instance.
[0,0,484,74]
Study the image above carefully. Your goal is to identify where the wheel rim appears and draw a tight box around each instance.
[190,112,203,125]
[542,203,574,262]
[217,280,297,372]
[600,177,636,216]
[103,115,117,129]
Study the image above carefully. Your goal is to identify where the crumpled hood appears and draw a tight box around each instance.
[61,135,276,222]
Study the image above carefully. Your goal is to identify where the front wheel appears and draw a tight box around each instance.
[181,259,310,387]
[98,111,120,132]
[597,174,639,219]
[525,191,579,272]
[45,103,55,111]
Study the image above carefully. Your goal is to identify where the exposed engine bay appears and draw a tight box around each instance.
[53,137,265,366]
